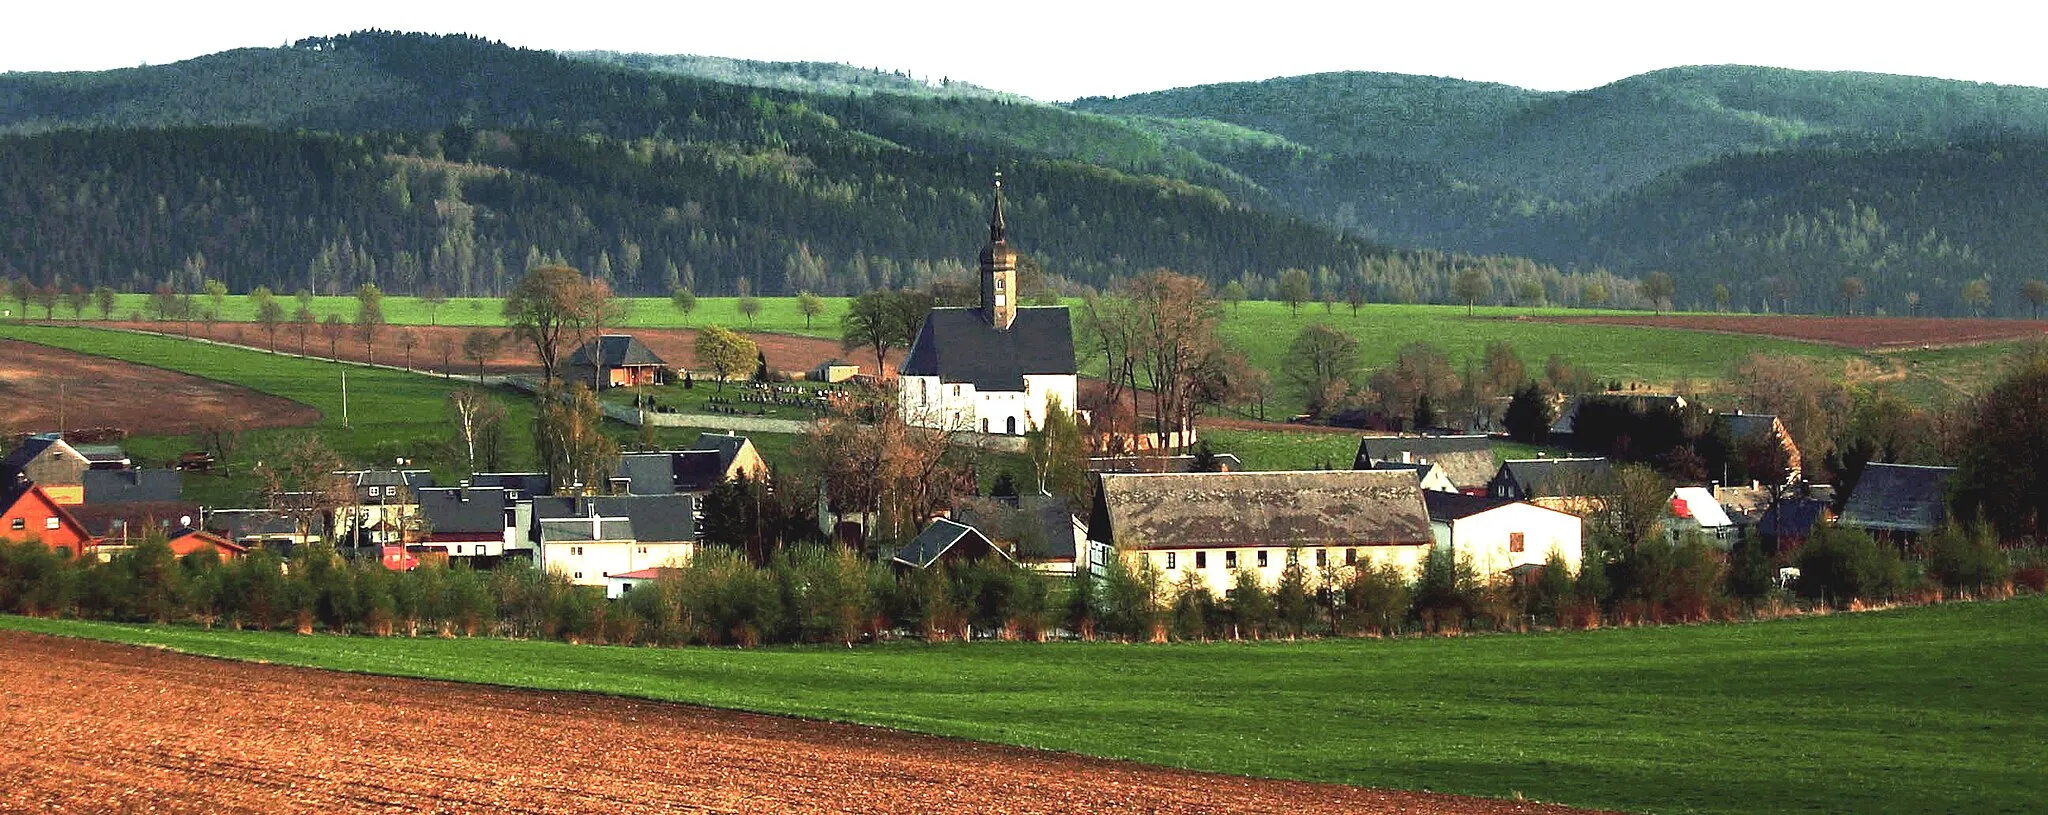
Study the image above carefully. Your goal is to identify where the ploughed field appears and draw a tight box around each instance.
[0,631,1599,815]
[0,338,319,438]
[1538,314,2048,349]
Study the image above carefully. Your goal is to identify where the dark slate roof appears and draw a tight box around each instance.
[1423,491,1521,522]
[570,334,666,368]
[1840,463,1957,534]
[1,435,64,478]
[538,516,635,543]
[531,494,698,543]
[1091,470,1432,550]
[893,519,1007,569]
[469,472,552,496]
[81,469,183,503]
[69,501,200,539]
[1718,412,1781,442]
[691,432,752,472]
[1492,458,1614,498]
[1353,435,1497,489]
[203,509,303,539]
[617,453,681,495]
[951,495,1081,561]
[1551,394,1688,435]
[1087,453,1246,474]
[899,307,1076,390]
[416,487,513,536]
[1757,498,1829,539]
[74,444,130,465]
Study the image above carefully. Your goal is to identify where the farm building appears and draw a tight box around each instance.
[950,495,1099,575]
[1090,470,1434,596]
[1353,435,1496,493]
[415,485,524,560]
[1,434,93,505]
[893,518,1012,570]
[899,180,1077,436]
[0,481,93,557]
[605,567,683,600]
[532,494,698,587]
[569,334,668,389]
[1423,492,1583,577]
[1839,463,1958,540]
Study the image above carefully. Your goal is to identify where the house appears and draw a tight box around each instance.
[899,179,1078,436]
[165,528,247,560]
[0,480,93,557]
[892,518,1012,570]
[951,495,1099,575]
[1839,463,1958,540]
[1756,496,1830,552]
[337,469,434,546]
[1087,453,1245,474]
[1424,492,1584,577]
[612,432,770,496]
[606,567,683,600]
[1717,410,1803,483]
[1353,435,1497,493]
[808,359,860,384]
[1668,486,1737,547]
[1089,470,1435,597]
[415,485,524,560]
[569,334,668,389]
[1549,393,1688,445]
[203,509,320,556]
[0,434,93,505]
[1487,458,1614,501]
[71,469,198,546]
[532,494,698,587]
[1365,460,1459,494]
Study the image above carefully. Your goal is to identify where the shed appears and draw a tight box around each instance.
[569,334,668,389]
[893,518,1010,570]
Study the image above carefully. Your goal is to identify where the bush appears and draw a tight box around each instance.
[1795,527,1906,608]
[1925,525,2011,596]
[1225,567,1273,639]
[1099,551,1163,642]
[1167,569,1219,641]
[1412,546,1479,632]
[1337,560,1410,635]
[1272,554,1317,637]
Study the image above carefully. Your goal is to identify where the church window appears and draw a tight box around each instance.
[1006,416,1017,435]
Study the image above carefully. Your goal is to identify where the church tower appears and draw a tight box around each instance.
[978,174,1018,331]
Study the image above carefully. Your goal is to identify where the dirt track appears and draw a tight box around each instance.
[0,631,1605,815]
[0,339,320,439]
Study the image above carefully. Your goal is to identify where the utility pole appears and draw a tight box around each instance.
[342,370,350,429]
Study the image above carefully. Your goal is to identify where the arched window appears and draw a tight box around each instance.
[981,418,989,433]
[1006,416,1018,435]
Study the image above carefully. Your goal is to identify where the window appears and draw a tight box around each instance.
[637,546,648,555]
[1195,551,1207,569]
[621,583,634,593]
[455,545,463,555]
[995,278,1006,291]
[45,516,60,530]
[981,418,990,433]
[920,379,929,401]
[573,572,584,580]
[1316,549,1328,568]
[1509,532,1526,553]
[1165,552,1177,570]
[1345,548,1357,565]
[994,293,1006,306]
[1224,550,1238,569]
[1285,549,1298,566]
[8,518,21,530]
[571,546,585,556]
[1256,550,1270,569]
[1006,416,1018,435]
[952,384,962,397]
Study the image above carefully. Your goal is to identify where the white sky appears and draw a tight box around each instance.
[4,1,2046,100]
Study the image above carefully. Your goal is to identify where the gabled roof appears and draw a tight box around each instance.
[1,435,83,478]
[1091,470,1432,551]
[69,501,200,539]
[1423,491,1522,522]
[203,509,304,539]
[951,495,1081,561]
[690,432,754,472]
[415,487,513,536]
[614,450,729,495]
[893,518,1009,569]
[531,494,698,543]
[1840,463,1957,534]
[1353,435,1497,490]
[1757,498,1829,539]
[538,516,635,543]
[167,527,248,556]
[899,307,1076,390]
[81,469,183,504]
[1670,487,1735,528]
[1717,412,1783,442]
[570,334,666,368]
[73,444,130,465]
[1492,458,1614,498]
[1551,394,1688,435]
[0,481,91,543]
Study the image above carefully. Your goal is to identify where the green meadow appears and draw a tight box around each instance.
[7,596,2043,815]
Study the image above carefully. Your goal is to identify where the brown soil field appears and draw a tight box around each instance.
[1536,314,2048,350]
[0,339,320,439]
[0,631,1604,815]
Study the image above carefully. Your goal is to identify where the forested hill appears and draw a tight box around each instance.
[1483,137,2048,317]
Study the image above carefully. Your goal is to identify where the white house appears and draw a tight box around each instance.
[605,567,682,600]
[899,178,1078,435]
[1424,492,1584,578]
[532,494,698,588]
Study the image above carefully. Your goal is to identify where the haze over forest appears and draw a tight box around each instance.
[4,30,2048,317]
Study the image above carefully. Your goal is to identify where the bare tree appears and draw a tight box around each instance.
[252,433,352,543]
[448,387,508,472]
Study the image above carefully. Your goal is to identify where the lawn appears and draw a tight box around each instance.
[98,293,853,339]
[6,597,2043,815]
[0,323,538,504]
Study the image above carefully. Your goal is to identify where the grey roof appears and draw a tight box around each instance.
[1424,491,1523,522]
[1757,498,1829,539]
[1490,458,1614,499]
[691,432,753,472]
[569,334,666,368]
[614,450,729,495]
[74,444,130,464]
[1718,412,1782,442]
[538,516,636,543]
[1354,435,1497,489]
[1840,463,1957,534]
[951,495,1081,561]
[1370,460,1447,487]
[343,469,435,489]
[1090,470,1433,550]
[893,518,1007,569]
[531,494,698,543]
[1087,453,1245,474]
[416,487,514,536]
[69,501,200,539]
[469,472,552,496]
[1551,394,1688,435]
[81,469,183,503]
[204,509,303,539]
[899,307,1076,390]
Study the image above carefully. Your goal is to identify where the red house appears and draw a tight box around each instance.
[166,528,248,560]
[0,480,94,558]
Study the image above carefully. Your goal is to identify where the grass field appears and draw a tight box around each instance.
[0,324,538,504]
[6,598,2043,815]
[1200,427,1571,472]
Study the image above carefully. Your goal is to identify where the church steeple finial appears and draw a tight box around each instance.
[989,172,1007,244]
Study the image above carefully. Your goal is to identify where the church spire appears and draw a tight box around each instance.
[978,173,1018,331]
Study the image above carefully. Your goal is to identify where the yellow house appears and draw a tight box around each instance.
[1088,470,1436,597]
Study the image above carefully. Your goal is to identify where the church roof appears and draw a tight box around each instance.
[899,307,1076,390]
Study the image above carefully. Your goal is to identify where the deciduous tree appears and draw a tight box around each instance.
[670,286,697,324]
[533,384,620,496]
[462,329,505,379]
[795,291,824,329]
[1277,268,1311,317]
[1283,323,1358,417]
[1452,268,1490,316]
[694,325,756,394]
[503,265,609,388]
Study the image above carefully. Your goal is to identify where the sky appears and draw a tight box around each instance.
[5,1,2047,100]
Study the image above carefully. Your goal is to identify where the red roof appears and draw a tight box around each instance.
[607,567,682,580]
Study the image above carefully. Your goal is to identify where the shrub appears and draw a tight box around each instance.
[1168,569,1219,641]
[1225,567,1274,639]
[1272,553,1317,637]
[1412,546,1479,632]
[1099,551,1163,642]
[1338,560,1410,635]
[1795,527,1906,608]
[1925,525,2011,596]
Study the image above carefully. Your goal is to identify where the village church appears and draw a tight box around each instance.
[899,179,1078,435]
